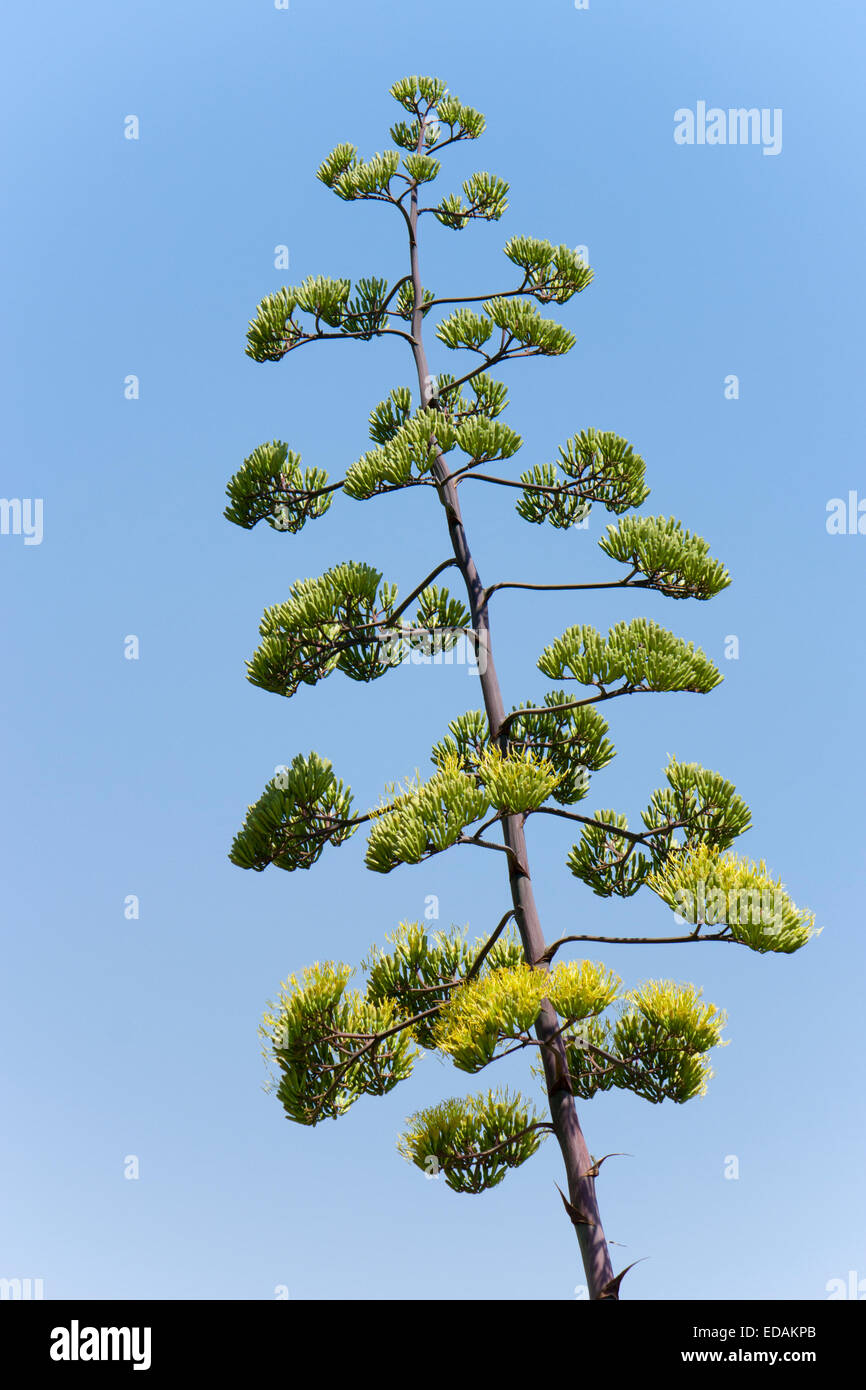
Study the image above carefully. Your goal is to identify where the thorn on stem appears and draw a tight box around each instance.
[580,1152,632,1179]
[555,1182,594,1228]
[597,1258,648,1301]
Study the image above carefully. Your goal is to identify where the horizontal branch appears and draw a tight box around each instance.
[530,806,688,847]
[273,475,434,506]
[275,477,346,502]
[536,928,736,964]
[279,324,416,356]
[453,472,589,496]
[457,833,521,866]
[426,280,536,311]
[498,687,646,737]
[440,1120,555,1170]
[485,570,643,600]
[417,203,498,224]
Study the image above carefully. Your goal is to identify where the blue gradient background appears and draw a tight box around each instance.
[1,0,863,1300]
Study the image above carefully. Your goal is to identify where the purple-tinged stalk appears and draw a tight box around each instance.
[401,116,617,1301]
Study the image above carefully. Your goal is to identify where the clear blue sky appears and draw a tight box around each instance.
[2,0,864,1301]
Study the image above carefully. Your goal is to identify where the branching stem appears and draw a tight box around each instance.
[394,109,618,1301]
